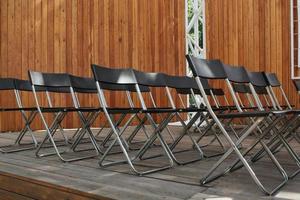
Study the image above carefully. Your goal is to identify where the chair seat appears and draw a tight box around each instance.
[217,111,270,119]
[0,107,37,112]
[179,107,207,112]
[143,107,179,113]
[40,107,101,113]
[106,107,142,114]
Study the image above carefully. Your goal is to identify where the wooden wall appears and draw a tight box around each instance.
[0,0,185,131]
[205,0,297,107]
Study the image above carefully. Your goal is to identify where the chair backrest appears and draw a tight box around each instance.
[293,80,300,92]
[91,64,137,85]
[212,88,225,96]
[247,71,269,87]
[176,88,196,95]
[186,55,227,79]
[100,82,150,93]
[28,71,71,89]
[69,75,97,93]
[128,84,150,93]
[186,55,267,111]
[232,83,250,94]
[254,86,268,95]
[261,72,291,110]
[91,64,152,109]
[246,71,279,110]
[165,75,196,89]
[200,78,212,90]
[164,75,213,98]
[0,78,47,93]
[263,72,281,87]
[223,64,250,83]
[91,65,150,93]
[0,78,16,90]
[14,79,33,91]
[133,70,167,87]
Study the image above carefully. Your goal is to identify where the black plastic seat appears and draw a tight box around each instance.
[217,110,270,119]
[0,107,37,112]
[38,106,100,113]
[106,107,141,114]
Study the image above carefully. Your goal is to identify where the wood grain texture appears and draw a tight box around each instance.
[0,129,299,200]
[205,0,296,107]
[0,0,185,131]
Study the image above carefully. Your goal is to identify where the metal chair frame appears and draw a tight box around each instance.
[28,71,102,162]
[187,55,293,195]
[92,65,175,175]
[0,78,38,153]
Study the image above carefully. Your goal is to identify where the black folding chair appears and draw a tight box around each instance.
[129,73,205,164]
[67,75,105,154]
[186,55,290,195]
[293,79,300,94]
[28,71,101,162]
[225,66,300,186]
[98,83,153,149]
[0,78,38,153]
[244,72,300,178]
[264,72,293,110]
[92,65,175,175]
[163,75,226,163]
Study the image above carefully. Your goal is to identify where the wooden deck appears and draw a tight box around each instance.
[0,126,300,200]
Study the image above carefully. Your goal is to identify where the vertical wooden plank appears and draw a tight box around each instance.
[14,0,22,130]
[28,0,38,129]
[35,0,43,127]
[282,0,293,105]
[232,0,238,65]
[47,0,54,73]
[270,0,277,74]
[103,0,110,66]
[253,0,260,69]
[237,0,244,65]
[91,0,99,66]
[248,0,255,70]
[205,0,211,58]
[60,0,67,117]
[7,0,15,131]
[41,0,48,72]
[222,0,228,63]
[265,0,271,73]
[242,0,249,67]
[276,0,283,102]
[0,0,8,131]
[81,0,90,109]
[70,0,80,127]
[21,0,29,115]
[227,0,237,65]
[34,0,42,72]
[0,0,2,131]
[258,0,266,71]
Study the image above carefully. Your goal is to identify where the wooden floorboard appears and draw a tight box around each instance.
[0,126,299,200]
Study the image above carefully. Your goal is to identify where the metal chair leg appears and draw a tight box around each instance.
[200,117,281,195]
[0,111,39,153]
[99,112,175,175]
